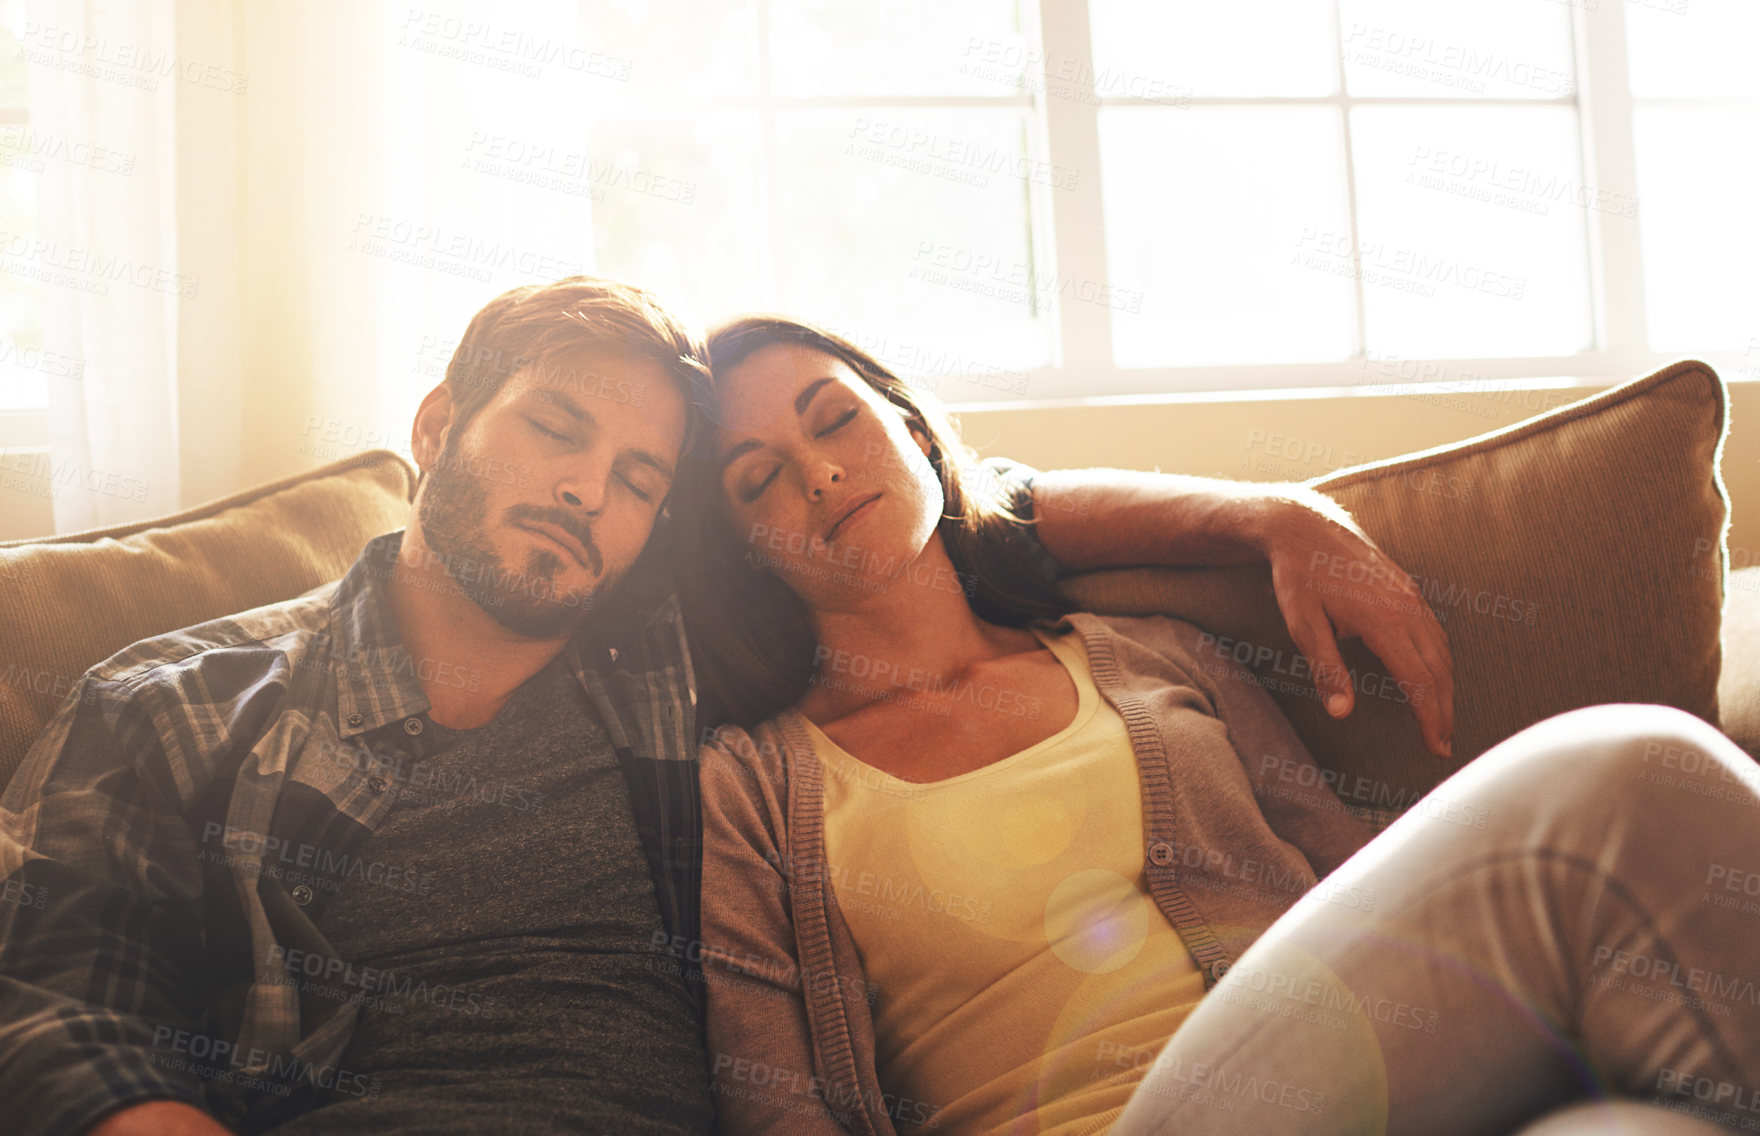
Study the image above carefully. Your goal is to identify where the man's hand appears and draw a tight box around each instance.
[86,1101,232,1136]
[1260,494,1454,758]
[1027,468,1453,758]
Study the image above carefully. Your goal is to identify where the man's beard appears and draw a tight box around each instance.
[416,442,611,639]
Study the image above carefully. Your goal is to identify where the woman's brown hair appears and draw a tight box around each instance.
[672,315,1069,729]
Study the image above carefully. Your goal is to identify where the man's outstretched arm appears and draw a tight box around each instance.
[1026,467,1454,759]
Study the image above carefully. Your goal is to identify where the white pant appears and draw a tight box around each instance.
[1113,705,1760,1135]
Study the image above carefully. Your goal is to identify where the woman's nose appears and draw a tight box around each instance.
[806,461,843,499]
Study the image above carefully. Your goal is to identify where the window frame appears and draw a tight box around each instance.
[635,0,1744,403]
[1018,0,1705,402]
[6,0,1743,465]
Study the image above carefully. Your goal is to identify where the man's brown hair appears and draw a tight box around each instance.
[443,275,712,454]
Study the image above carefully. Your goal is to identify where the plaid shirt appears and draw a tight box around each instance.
[0,461,1058,1136]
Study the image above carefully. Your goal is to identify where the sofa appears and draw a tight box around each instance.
[0,359,1753,1133]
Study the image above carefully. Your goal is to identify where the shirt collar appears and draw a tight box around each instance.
[328,531,432,739]
[327,531,687,739]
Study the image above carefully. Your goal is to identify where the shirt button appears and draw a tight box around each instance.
[368,776,389,795]
[219,1098,251,1124]
[403,717,424,736]
[347,713,363,727]
[1147,841,1176,867]
[291,885,314,906]
[1207,959,1231,983]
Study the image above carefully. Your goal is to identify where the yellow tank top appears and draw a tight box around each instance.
[806,623,1207,1136]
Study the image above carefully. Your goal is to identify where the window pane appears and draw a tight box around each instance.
[586,115,764,331]
[1089,0,1335,98]
[771,109,1051,381]
[1101,107,1355,367]
[1339,0,1575,100]
[1349,105,1592,357]
[581,0,759,106]
[1632,107,1760,350]
[1627,0,1760,99]
[770,0,1027,97]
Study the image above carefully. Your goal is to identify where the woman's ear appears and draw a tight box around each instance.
[905,417,934,459]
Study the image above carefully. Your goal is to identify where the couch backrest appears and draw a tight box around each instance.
[0,360,1744,803]
[0,450,416,787]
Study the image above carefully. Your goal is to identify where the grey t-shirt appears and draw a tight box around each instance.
[265,653,712,1135]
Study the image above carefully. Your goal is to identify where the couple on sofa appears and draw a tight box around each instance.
[0,277,1753,1136]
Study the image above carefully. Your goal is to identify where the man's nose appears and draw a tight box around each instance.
[557,476,606,514]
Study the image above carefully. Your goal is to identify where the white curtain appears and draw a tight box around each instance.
[29,0,207,529]
[29,0,596,531]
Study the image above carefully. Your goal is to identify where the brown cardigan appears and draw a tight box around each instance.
[697,612,1375,1135]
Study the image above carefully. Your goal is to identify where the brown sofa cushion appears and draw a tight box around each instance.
[0,450,415,787]
[1062,359,1730,815]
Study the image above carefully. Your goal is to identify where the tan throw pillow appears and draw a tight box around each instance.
[1062,359,1729,816]
[0,450,416,788]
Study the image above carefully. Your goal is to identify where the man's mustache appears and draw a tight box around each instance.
[505,503,603,576]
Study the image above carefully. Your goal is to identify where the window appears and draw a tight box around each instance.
[1624,0,1760,357]
[581,0,1055,399]
[582,0,1758,400]
[1095,0,1588,368]
[7,2,1753,424]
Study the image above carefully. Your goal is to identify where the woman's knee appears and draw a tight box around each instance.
[1468,703,1757,818]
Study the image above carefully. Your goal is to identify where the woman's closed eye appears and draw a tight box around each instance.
[735,404,859,503]
[739,465,781,504]
[818,407,857,437]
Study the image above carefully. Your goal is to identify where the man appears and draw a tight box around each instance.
[0,277,1450,1135]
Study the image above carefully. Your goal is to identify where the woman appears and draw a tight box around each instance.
[672,316,1759,1136]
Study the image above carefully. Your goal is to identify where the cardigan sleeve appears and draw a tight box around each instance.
[1154,617,1375,879]
[698,727,859,1135]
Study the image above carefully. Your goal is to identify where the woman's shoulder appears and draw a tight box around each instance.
[697,714,806,846]
[701,710,799,753]
[697,712,810,798]
[1039,609,1219,658]
[1041,610,1245,698]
